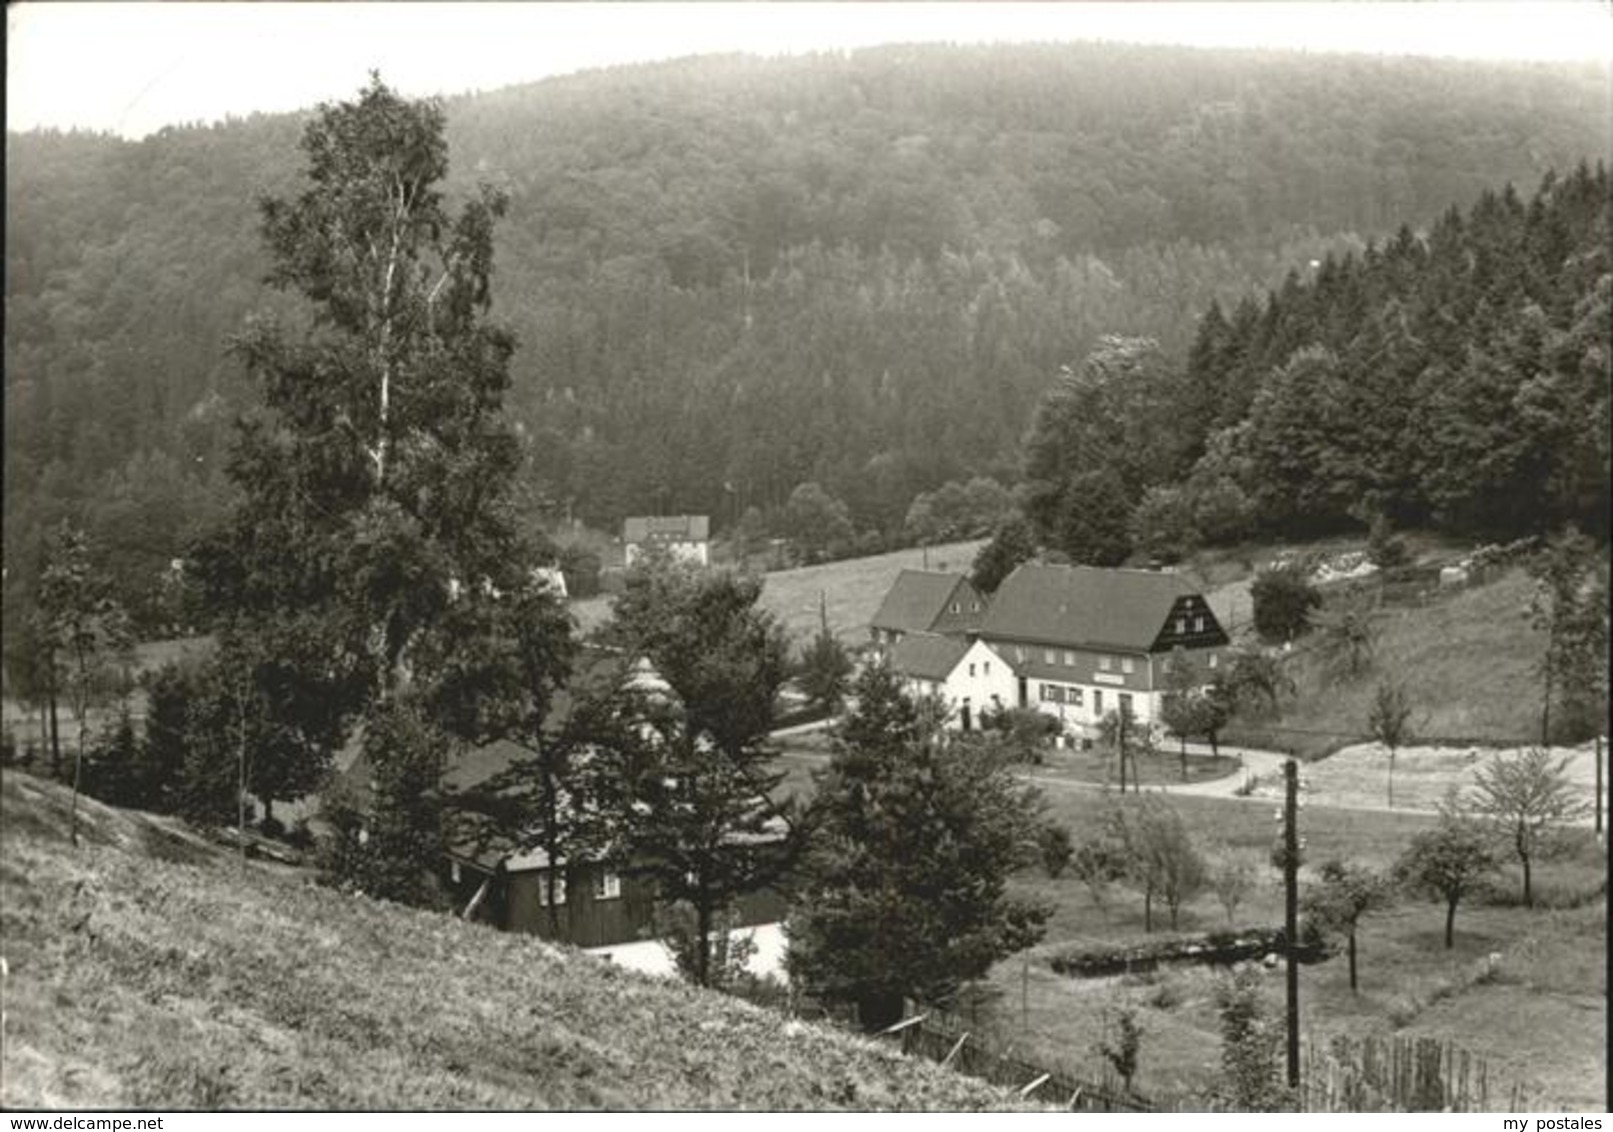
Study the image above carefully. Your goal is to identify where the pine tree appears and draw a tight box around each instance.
[788,663,1050,1029]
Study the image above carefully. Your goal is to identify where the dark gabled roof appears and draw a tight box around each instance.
[978,564,1199,652]
[623,514,710,543]
[869,570,969,634]
[887,632,971,682]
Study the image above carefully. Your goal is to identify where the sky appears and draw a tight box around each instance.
[8,1,1612,139]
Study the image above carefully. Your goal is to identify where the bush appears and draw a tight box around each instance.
[1250,563,1320,644]
[1038,823,1074,878]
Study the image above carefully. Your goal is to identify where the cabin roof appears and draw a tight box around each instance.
[869,570,971,633]
[887,631,972,682]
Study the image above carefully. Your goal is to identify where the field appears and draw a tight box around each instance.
[979,786,1606,1110]
[569,539,985,643]
[770,730,1605,1110]
[0,771,1028,1111]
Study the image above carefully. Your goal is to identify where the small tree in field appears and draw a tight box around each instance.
[1312,590,1380,679]
[1108,794,1203,931]
[1094,1006,1143,1093]
[1367,680,1414,808]
[1469,747,1589,907]
[1303,860,1393,992]
[38,521,133,847]
[1209,849,1259,924]
[1216,966,1289,1111]
[1395,798,1497,948]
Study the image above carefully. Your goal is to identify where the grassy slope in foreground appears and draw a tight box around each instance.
[0,773,1022,1111]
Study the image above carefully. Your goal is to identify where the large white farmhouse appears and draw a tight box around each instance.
[880,563,1228,739]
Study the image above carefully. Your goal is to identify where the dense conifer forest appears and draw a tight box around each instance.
[5,43,1609,635]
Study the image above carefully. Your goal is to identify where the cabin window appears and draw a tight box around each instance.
[1121,657,1135,675]
[1099,655,1112,671]
[539,872,568,907]
[593,872,622,901]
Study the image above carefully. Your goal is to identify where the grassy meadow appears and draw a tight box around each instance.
[983,787,1606,1110]
[0,771,1028,1112]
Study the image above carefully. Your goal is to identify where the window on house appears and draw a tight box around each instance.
[1099,655,1112,671]
[1069,688,1084,707]
[1208,653,1219,669]
[971,601,981,613]
[1175,618,1186,633]
[1121,657,1135,675]
[1093,690,1104,715]
[1063,650,1076,666]
[1015,647,1027,663]
[969,663,976,677]
[1045,649,1057,665]
[1194,616,1206,632]
[1161,657,1173,673]
[1119,693,1134,716]
[593,871,622,901]
[984,661,991,675]
[539,872,568,907]
[951,602,961,614]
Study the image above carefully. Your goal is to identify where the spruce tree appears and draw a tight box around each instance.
[788,663,1050,1030]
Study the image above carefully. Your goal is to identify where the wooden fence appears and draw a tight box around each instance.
[888,1008,1549,1113]
[889,1010,1199,1112]
[1300,1033,1555,1113]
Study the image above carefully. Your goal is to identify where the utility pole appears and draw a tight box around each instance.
[1596,733,1603,837]
[1283,757,1301,1091]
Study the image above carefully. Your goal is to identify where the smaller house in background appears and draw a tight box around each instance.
[888,632,1015,732]
[623,515,710,568]
[867,570,987,648]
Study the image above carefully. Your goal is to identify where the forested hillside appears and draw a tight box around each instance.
[5,44,1608,633]
[1018,163,1611,567]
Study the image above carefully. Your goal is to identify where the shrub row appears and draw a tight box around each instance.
[1048,923,1329,978]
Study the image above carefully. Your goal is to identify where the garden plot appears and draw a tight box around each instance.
[1241,740,1606,816]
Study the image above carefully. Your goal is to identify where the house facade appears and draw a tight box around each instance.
[976,564,1228,735]
[888,633,1016,731]
[623,515,711,567]
[867,570,987,648]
